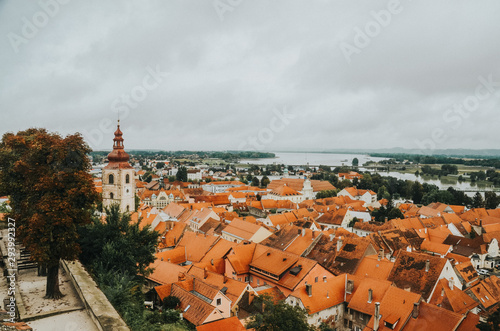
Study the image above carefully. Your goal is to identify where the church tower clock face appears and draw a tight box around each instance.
[102,121,136,213]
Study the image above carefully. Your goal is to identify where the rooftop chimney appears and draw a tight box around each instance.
[412,302,420,319]
[306,284,312,297]
[346,279,354,294]
[327,291,329,299]
[378,248,384,261]
[337,237,343,252]
[425,260,430,272]
[368,288,373,303]
[449,277,454,290]
[441,287,445,296]
[302,228,306,237]
[329,234,334,242]
[323,276,327,283]
[374,302,381,331]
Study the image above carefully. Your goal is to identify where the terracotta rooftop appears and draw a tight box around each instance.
[316,208,348,226]
[454,261,479,285]
[387,251,447,300]
[226,242,258,275]
[198,218,225,236]
[443,234,488,257]
[147,260,188,285]
[354,254,394,281]
[222,218,266,241]
[368,228,423,255]
[187,265,249,308]
[261,224,321,256]
[177,232,219,263]
[162,221,187,248]
[269,185,302,197]
[250,248,299,276]
[353,221,394,233]
[348,278,391,315]
[402,302,465,331]
[288,274,345,315]
[155,281,223,326]
[420,239,451,256]
[267,178,335,193]
[328,237,375,276]
[456,312,480,331]
[365,285,422,331]
[196,316,246,331]
[249,245,324,291]
[267,212,299,227]
[198,238,236,267]
[428,278,479,314]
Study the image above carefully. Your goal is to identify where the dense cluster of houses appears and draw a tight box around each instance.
[102,168,500,330]
[92,126,499,330]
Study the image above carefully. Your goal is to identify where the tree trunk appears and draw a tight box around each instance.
[44,262,63,299]
[38,264,47,276]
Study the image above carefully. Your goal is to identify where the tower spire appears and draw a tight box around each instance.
[106,122,131,167]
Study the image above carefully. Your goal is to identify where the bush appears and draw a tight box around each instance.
[163,296,181,310]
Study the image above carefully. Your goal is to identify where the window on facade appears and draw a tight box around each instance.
[216,298,221,306]
[126,205,129,212]
[315,277,318,283]
[257,279,260,285]
[109,174,114,184]
[245,276,249,282]
[250,276,253,283]
[110,193,114,199]
[126,174,130,184]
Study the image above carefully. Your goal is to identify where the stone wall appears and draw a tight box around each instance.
[60,260,129,331]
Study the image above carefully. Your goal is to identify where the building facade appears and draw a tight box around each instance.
[102,122,136,213]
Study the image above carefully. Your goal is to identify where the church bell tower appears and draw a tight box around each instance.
[102,121,135,213]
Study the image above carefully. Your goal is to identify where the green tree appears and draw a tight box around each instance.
[78,204,159,277]
[261,176,270,188]
[0,129,99,298]
[176,166,187,182]
[352,158,359,167]
[163,296,181,310]
[485,191,500,209]
[387,207,404,220]
[246,296,314,331]
[411,182,424,204]
[252,177,260,187]
[316,190,337,199]
[134,194,140,211]
[348,217,359,229]
[473,192,485,208]
[156,162,165,169]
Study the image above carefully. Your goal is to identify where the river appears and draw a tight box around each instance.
[242,152,497,194]
[241,152,387,167]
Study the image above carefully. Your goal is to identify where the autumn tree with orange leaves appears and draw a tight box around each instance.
[0,128,99,299]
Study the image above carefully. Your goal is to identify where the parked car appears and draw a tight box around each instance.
[478,269,490,275]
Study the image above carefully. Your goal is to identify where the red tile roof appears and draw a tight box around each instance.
[196,316,246,331]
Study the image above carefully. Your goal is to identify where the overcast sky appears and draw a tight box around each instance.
[1,1,500,152]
